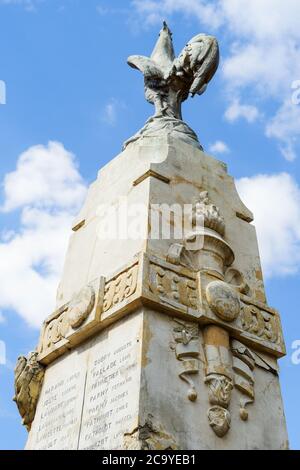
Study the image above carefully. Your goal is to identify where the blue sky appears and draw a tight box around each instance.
[0,0,299,450]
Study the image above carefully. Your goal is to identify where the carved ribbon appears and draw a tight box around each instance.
[173,319,200,401]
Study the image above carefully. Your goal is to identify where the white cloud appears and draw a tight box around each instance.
[224,99,260,123]
[0,142,87,328]
[96,4,110,16]
[237,173,300,278]
[222,0,300,38]
[0,340,6,365]
[131,0,300,160]
[1,141,86,212]
[209,140,230,154]
[0,80,6,105]
[219,1,300,161]
[131,0,222,29]
[220,1,300,158]
[0,0,41,11]
[103,102,116,125]
[266,100,300,162]
[101,98,124,126]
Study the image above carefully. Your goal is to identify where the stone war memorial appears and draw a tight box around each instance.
[14,23,288,450]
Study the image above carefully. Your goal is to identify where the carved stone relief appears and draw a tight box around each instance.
[225,267,250,296]
[40,307,69,354]
[190,191,225,236]
[166,243,184,266]
[68,285,95,328]
[39,280,100,356]
[205,374,233,408]
[231,340,255,421]
[231,339,280,421]
[199,268,284,355]
[103,263,139,312]
[166,191,234,274]
[207,406,231,438]
[206,280,240,322]
[35,251,285,369]
[203,326,233,437]
[172,319,200,401]
[149,263,198,310]
[13,352,45,430]
[240,303,280,344]
[40,263,139,356]
[40,287,96,354]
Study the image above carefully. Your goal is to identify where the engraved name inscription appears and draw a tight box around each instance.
[78,336,140,450]
[26,365,85,450]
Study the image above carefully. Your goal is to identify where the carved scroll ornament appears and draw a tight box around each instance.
[172,319,200,401]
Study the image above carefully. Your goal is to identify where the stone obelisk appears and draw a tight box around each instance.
[14,23,288,450]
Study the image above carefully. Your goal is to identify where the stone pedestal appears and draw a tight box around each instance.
[19,136,288,450]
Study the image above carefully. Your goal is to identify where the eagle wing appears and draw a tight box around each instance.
[127,55,163,79]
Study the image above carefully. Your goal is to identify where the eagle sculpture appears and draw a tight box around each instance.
[124,22,219,149]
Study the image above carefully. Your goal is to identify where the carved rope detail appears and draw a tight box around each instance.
[172,319,200,401]
[103,263,139,312]
[149,263,198,310]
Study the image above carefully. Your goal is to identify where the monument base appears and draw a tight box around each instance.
[26,308,288,450]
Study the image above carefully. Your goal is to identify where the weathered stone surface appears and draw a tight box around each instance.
[78,315,141,450]
[26,309,289,449]
[206,280,241,322]
[14,352,45,431]
[136,308,289,449]
[37,251,285,364]
[56,136,257,310]
[25,351,86,450]
[26,313,142,450]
